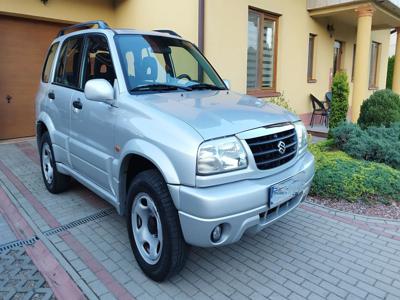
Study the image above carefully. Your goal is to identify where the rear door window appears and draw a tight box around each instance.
[54,37,84,89]
[42,42,59,83]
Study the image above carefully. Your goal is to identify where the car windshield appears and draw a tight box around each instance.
[115,34,227,92]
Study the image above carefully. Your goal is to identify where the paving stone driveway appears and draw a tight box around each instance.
[0,140,400,299]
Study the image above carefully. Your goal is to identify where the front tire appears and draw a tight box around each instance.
[39,132,70,194]
[127,169,188,282]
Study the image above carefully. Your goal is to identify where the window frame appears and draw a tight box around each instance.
[247,7,280,98]
[351,44,356,82]
[369,41,381,90]
[333,40,344,76]
[52,34,86,91]
[307,34,317,83]
[80,33,116,89]
[42,42,60,83]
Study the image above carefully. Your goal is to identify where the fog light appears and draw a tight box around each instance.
[211,225,222,243]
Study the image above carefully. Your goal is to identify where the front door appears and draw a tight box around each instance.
[69,34,117,195]
[0,15,65,139]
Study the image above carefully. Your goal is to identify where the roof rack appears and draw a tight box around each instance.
[57,20,110,37]
[153,30,181,37]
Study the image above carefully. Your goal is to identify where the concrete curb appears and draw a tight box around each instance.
[304,200,400,224]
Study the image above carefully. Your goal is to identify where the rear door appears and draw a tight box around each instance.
[49,36,84,165]
[69,34,117,195]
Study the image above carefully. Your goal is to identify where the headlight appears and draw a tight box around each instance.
[294,121,308,151]
[197,137,248,175]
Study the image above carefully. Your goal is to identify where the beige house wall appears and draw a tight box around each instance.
[0,0,392,117]
[114,0,198,45]
[203,0,390,115]
[0,0,115,25]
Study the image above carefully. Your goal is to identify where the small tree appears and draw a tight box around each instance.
[329,71,349,136]
[386,56,395,90]
[358,89,400,128]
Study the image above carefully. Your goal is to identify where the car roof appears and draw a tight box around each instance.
[113,28,182,39]
[51,21,185,46]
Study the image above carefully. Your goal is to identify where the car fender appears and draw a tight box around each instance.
[115,138,182,213]
[36,112,69,164]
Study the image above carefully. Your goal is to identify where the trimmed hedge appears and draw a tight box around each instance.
[329,71,349,135]
[331,122,400,170]
[358,89,400,128]
[386,55,395,90]
[309,141,400,203]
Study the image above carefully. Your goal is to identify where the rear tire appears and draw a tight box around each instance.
[127,169,188,282]
[39,132,70,194]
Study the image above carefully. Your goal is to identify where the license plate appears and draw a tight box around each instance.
[269,172,306,208]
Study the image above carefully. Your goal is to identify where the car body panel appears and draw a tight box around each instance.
[140,90,299,140]
[35,27,315,247]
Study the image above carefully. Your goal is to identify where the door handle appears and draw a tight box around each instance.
[48,91,55,100]
[72,100,83,110]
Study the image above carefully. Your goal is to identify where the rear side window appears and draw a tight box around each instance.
[54,37,84,88]
[42,42,59,83]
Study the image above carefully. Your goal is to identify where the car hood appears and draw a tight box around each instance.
[138,90,299,140]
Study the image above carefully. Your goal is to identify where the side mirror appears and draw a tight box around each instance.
[84,79,114,103]
[223,79,231,90]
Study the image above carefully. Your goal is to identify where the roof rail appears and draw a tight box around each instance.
[153,29,181,37]
[57,20,110,37]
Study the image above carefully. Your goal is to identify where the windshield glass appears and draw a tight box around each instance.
[115,34,226,92]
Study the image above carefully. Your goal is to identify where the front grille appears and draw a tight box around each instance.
[246,127,297,170]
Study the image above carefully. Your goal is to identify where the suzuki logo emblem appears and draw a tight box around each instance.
[277,141,286,155]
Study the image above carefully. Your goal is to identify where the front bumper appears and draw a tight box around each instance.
[171,151,315,247]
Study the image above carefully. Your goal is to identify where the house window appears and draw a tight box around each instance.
[307,34,317,83]
[369,41,381,89]
[351,44,356,82]
[333,40,344,75]
[247,8,279,97]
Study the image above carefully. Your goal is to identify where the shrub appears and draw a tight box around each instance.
[266,93,295,113]
[358,89,400,128]
[329,72,349,135]
[386,55,395,89]
[331,122,400,170]
[309,141,400,203]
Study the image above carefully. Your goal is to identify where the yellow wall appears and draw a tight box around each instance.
[114,0,198,44]
[0,0,115,25]
[203,0,390,115]
[1,0,391,116]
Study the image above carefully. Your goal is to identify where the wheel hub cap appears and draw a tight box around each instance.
[131,193,163,265]
[41,143,53,184]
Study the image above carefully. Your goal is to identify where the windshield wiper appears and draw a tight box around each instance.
[130,83,192,92]
[188,83,225,90]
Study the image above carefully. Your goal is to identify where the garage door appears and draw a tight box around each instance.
[0,15,66,140]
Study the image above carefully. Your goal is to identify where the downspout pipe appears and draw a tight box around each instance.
[198,0,205,53]
[198,0,205,81]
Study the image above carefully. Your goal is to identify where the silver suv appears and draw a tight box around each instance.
[36,21,315,281]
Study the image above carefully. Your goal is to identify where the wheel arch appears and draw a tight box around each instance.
[36,112,56,146]
[117,140,181,215]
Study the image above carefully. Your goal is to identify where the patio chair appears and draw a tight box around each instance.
[325,91,332,114]
[310,94,329,127]
[325,91,332,103]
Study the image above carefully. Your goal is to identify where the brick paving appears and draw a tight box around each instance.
[0,139,399,299]
[0,248,55,300]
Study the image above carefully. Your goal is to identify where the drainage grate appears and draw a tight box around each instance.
[0,208,114,252]
[0,236,39,253]
[43,208,115,237]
